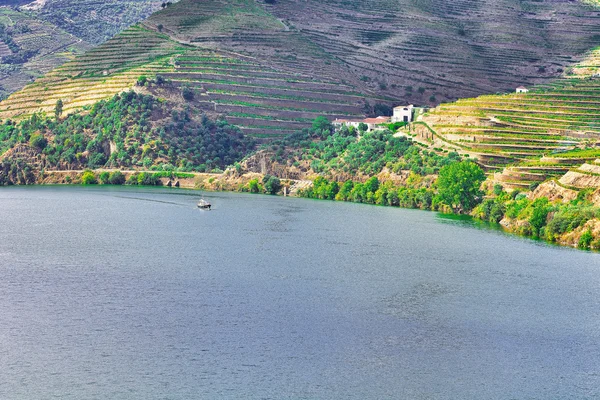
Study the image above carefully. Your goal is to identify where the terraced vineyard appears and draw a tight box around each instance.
[0,23,372,140]
[265,0,600,104]
[4,0,600,143]
[422,48,600,189]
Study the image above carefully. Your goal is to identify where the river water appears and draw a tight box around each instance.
[0,186,599,399]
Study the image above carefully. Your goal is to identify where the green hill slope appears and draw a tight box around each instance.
[419,46,600,189]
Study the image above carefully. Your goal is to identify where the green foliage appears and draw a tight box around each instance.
[528,198,550,237]
[99,171,110,184]
[29,133,47,150]
[263,174,281,195]
[81,170,97,184]
[0,91,255,172]
[182,86,194,101]
[136,75,148,86]
[472,198,506,223]
[311,116,333,137]
[247,178,262,193]
[108,170,125,185]
[55,99,63,120]
[301,175,434,209]
[579,229,593,249]
[436,161,485,212]
[270,117,459,179]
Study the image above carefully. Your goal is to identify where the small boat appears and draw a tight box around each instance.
[197,198,211,210]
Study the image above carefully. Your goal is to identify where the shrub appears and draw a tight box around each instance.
[248,178,262,193]
[81,170,97,184]
[182,86,194,101]
[578,229,593,250]
[263,174,281,195]
[99,171,110,184]
[29,133,47,150]
[108,170,125,185]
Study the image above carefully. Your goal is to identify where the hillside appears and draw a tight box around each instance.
[0,0,163,98]
[418,45,600,191]
[3,0,600,138]
[0,7,91,98]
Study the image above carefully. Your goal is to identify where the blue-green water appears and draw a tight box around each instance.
[1,186,599,399]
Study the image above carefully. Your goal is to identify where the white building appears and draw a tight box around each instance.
[392,105,414,123]
[516,86,529,94]
[332,116,390,132]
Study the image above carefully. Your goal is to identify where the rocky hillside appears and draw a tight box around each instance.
[0,0,163,98]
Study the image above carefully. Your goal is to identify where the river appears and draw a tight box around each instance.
[0,186,599,399]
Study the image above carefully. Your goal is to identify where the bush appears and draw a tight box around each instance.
[248,178,262,193]
[182,86,194,101]
[108,170,125,185]
[29,133,47,150]
[263,174,281,195]
[99,171,110,184]
[579,229,593,250]
[81,170,97,185]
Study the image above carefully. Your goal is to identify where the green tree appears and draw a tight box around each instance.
[263,174,281,195]
[248,178,262,193]
[29,133,47,150]
[99,171,110,184]
[55,99,63,119]
[81,170,97,185]
[311,116,332,137]
[528,198,550,237]
[136,75,148,86]
[182,86,194,101]
[436,160,485,212]
[579,229,593,250]
[108,170,125,185]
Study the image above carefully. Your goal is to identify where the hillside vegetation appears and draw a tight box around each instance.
[0,90,254,176]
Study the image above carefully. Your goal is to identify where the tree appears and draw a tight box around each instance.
[182,86,194,101]
[81,170,97,184]
[157,24,164,32]
[29,133,47,150]
[55,99,63,119]
[136,75,147,86]
[436,160,485,212]
[263,174,281,195]
[311,116,332,137]
[108,170,125,185]
[248,178,261,193]
[99,171,110,184]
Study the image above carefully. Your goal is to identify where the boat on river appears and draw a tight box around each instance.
[197,198,211,210]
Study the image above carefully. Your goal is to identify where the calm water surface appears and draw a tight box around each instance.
[0,186,599,399]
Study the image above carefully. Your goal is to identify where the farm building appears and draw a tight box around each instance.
[516,86,529,93]
[333,116,390,132]
[391,105,414,123]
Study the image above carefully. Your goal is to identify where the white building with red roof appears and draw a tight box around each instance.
[332,116,390,132]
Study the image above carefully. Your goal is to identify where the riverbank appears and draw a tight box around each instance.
[15,167,600,252]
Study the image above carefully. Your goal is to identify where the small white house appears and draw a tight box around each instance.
[332,116,390,132]
[391,105,414,123]
[516,86,529,94]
